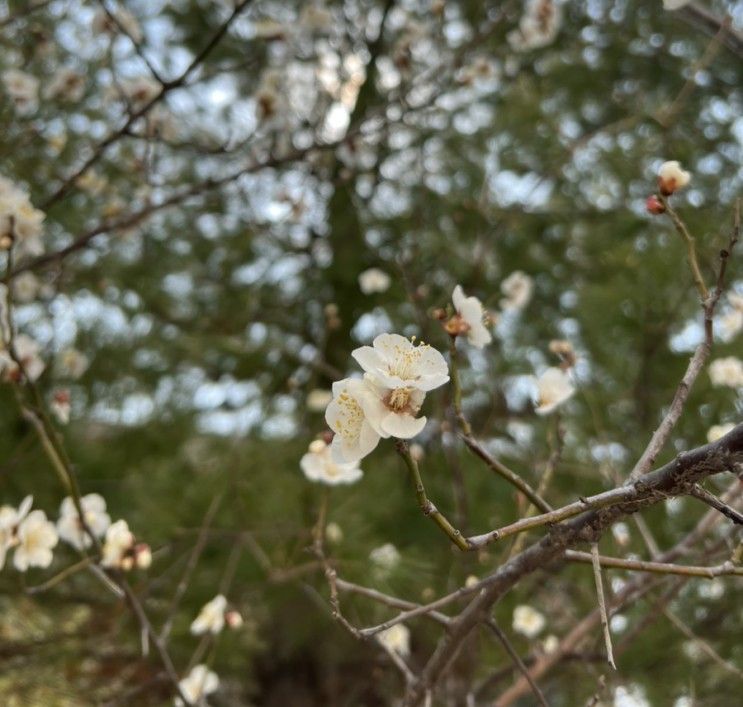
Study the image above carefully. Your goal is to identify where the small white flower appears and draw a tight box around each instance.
[190,594,228,636]
[542,634,560,654]
[306,388,332,412]
[352,333,449,392]
[14,509,58,571]
[325,378,382,463]
[300,439,363,485]
[0,496,32,570]
[118,76,160,110]
[512,605,546,638]
[377,623,410,657]
[57,493,110,551]
[728,293,743,313]
[508,0,562,52]
[0,334,45,382]
[409,443,425,462]
[44,68,85,102]
[101,519,135,569]
[369,542,400,572]
[325,521,343,544]
[708,356,743,388]
[2,69,39,115]
[0,175,45,256]
[12,272,40,303]
[358,268,391,295]
[611,522,630,547]
[452,285,492,348]
[361,375,429,440]
[500,271,533,311]
[464,575,480,589]
[719,309,743,341]
[175,664,219,707]
[707,423,735,443]
[534,367,575,415]
[92,7,143,42]
[658,160,691,196]
[58,348,90,379]
[51,389,71,425]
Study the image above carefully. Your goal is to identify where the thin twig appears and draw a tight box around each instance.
[590,542,616,670]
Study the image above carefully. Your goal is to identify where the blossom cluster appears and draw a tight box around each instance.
[0,493,150,573]
[0,175,45,256]
[325,333,449,463]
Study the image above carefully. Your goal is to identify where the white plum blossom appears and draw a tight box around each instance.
[306,388,332,412]
[92,7,143,42]
[611,522,630,547]
[362,375,429,440]
[719,309,743,341]
[51,389,71,424]
[1,69,39,115]
[58,348,90,379]
[534,367,575,415]
[325,378,382,463]
[0,496,33,570]
[358,268,391,294]
[658,161,691,196]
[101,519,149,571]
[44,68,86,102]
[352,334,449,393]
[12,272,40,303]
[508,0,562,52]
[190,594,228,636]
[0,334,46,382]
[325,522,343,544]
[57,494,111,551]
[175,664,220,707]
[118,77,160,110]
[369,543,400,573]
[708,357,743,388]
[377,623,411,657]
[451,285,492,348]
[542,634,560,654]
[707,423,736,444]
[513,605,546,638]
[500,271,533,311]
[0,175,45,255]
[14,510,58,571]
[301,439,363,485]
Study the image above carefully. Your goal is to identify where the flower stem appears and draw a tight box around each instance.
[660,195,709,302]
[396,441,470,551]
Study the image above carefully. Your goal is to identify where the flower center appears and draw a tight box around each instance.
[385,387,414,412]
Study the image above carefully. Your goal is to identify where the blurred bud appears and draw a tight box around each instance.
[309,439,326,454]
[464,575,479,589]
[325,522,343,544]
[657,160,691,196]
[409,443,425,462]
[421,587,435,602]
[645,194,665,215]
[225,610,244,629]
[431,308,448,321]
[324,303,339,318]
[548,339,577,369]
[321,429,334,445]
[133,543,152,569]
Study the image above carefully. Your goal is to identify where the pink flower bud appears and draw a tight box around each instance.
[646,195,665,215]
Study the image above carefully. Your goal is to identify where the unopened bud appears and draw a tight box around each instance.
[134,543,152,569]
[325,521,343,544]
[225,610,244,629]
[646,194,665,215]
[309,439,326,454]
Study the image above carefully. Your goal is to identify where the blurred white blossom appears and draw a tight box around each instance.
[175,664,219,707]
[706,423,735,443]
[14,509,58,571]
[513,605,546,638]
[377,623,410,657]
[451,285,492,348]
[534,367,575,415]
[301,439,363,485]
[500,271,533,311]
[57,494,110,551]
[708,357,743,388]
[359,268,391,294]
[2,69,39,115]
[658,160,691,196]
[191,594,228,635]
